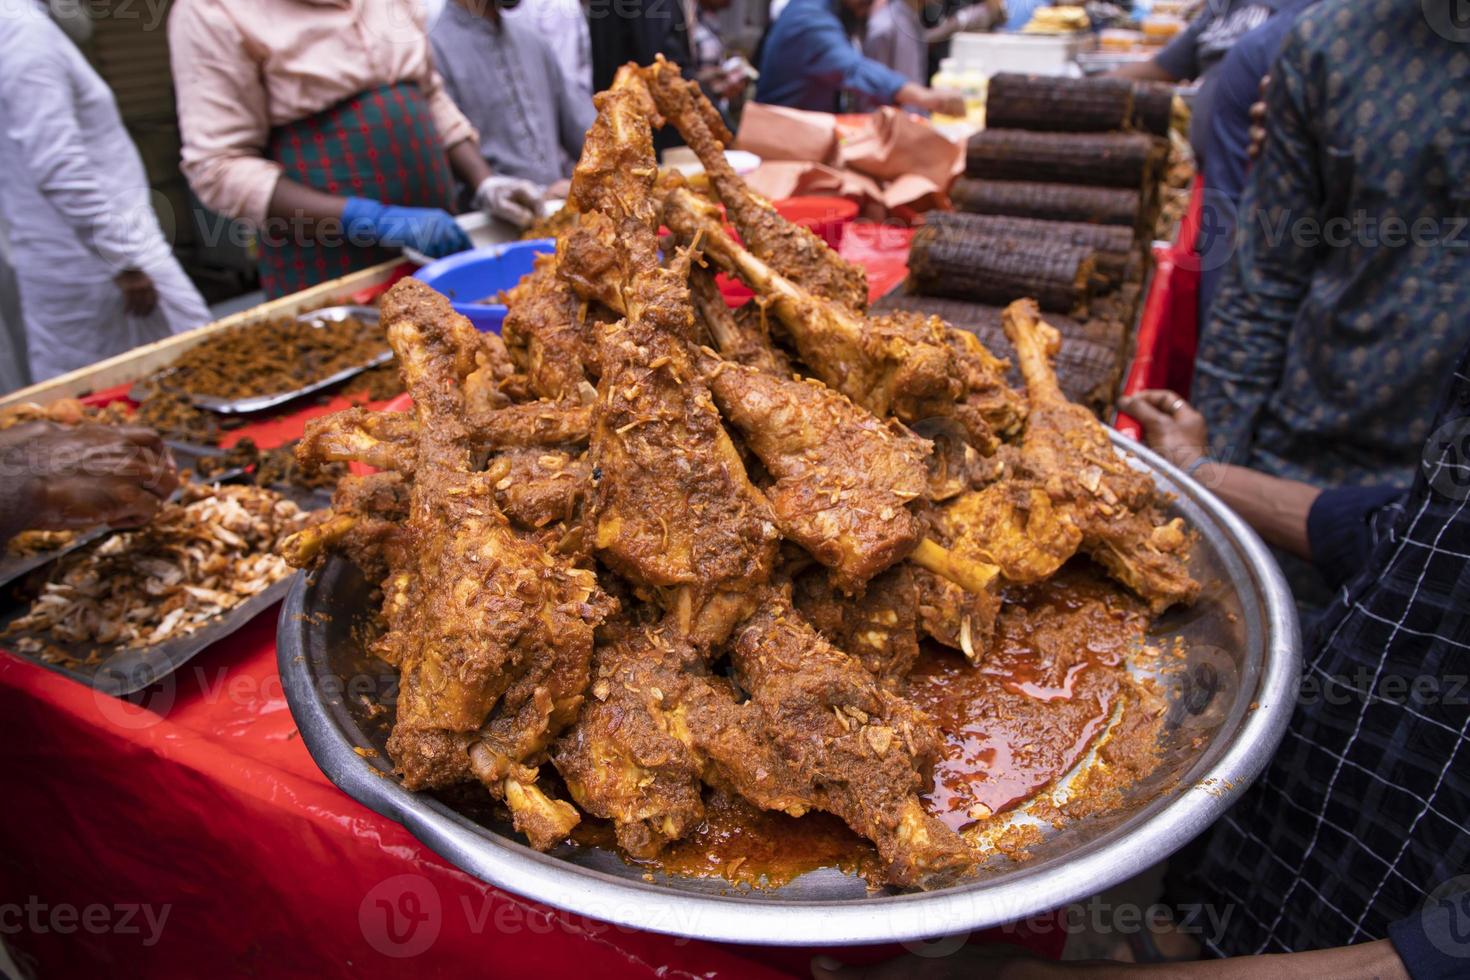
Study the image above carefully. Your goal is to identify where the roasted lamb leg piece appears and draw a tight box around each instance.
[501,250,599,401]
[560,592,979,890]
[565,67,779,647]
[554,620,757,857]
[1001,300,1198,612]
[793,563,922,685]
[279,471,410,575]
[692,345,931,592]
[663,185,1025,451]
[691,342,1005,611]
[643,57,869,312]
[466,399,592,450]
[589,299,779,647]
[299,406,417,474]
[916,302,1197,628]
[374,280,613,850]
[296,399,590,476]
[930,480,1084,587]
[713,590,974,888]
[911,565,1000,664]
[689,264,791,376]
[555,67,781,853]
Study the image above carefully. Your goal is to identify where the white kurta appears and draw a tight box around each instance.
[0,222,31,395]
[0,4,210,382]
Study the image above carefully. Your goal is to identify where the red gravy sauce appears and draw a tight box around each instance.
[907,568,1150,831]
[625,566,1152,882]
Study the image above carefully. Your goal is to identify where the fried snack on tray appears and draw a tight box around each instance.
[5,530,78,558]
[282,61,1200,889]
[0,399,133,430]
[148,312,388,401]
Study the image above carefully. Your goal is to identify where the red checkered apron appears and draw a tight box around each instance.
[259,82,456,299]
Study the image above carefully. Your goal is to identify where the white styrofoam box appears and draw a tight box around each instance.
[949,32,1094,78]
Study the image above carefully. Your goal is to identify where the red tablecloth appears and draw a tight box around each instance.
[0,228,1068,978]
[1115,179,1205,438]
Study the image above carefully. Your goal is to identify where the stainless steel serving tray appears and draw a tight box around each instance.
[0,526,111,593]
[2,483,329,696]
[277,433,1300,945]
[134,306,388,415]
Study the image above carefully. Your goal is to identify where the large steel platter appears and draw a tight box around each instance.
[277,433,1300,945]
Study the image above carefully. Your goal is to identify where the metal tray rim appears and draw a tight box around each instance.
[277,431,1301,945]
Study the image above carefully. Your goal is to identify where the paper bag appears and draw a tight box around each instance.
[733,103,839,164]
[840,106,965,184]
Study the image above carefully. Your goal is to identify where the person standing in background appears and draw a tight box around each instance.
[0,226,32,395]
[0,1,211,382]
[862,0,929,89]
[1106,0,1290,168]
[504,0,594,105]
[1194,0,1470,492]
[756,0,965,115]
[169,0,508,299]
[588,0,694,97]
[430,0,595,213]
[587,0,696,149]
[689,0,728,76]
[863,0,1002,98]
[687,0,754,118]
[996,0,1045,31]
[1192,0,1317,326]
[1191,0,1469,611]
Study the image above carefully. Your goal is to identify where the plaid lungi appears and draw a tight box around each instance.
[260,82,455,299]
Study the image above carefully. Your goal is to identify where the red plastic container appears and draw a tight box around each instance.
[773,196,859,248]
[717,274,754,307]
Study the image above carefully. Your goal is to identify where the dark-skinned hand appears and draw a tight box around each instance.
[0,421,178,540]
[114,268,159,317]
[1117,390,1210,471]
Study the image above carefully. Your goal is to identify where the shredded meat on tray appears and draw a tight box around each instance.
[6,482,313,650]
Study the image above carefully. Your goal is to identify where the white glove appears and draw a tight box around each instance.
[474,175,545,229]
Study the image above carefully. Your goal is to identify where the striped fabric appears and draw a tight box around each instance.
[261,82,455,299]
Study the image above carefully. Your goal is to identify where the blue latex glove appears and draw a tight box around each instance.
[341,197,472,258]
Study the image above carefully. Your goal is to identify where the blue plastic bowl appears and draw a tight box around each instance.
[413,238,556,333]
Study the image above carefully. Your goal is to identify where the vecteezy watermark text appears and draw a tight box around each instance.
[0,898,171,947]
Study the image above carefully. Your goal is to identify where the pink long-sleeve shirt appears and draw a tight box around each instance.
[168,0,477,225]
